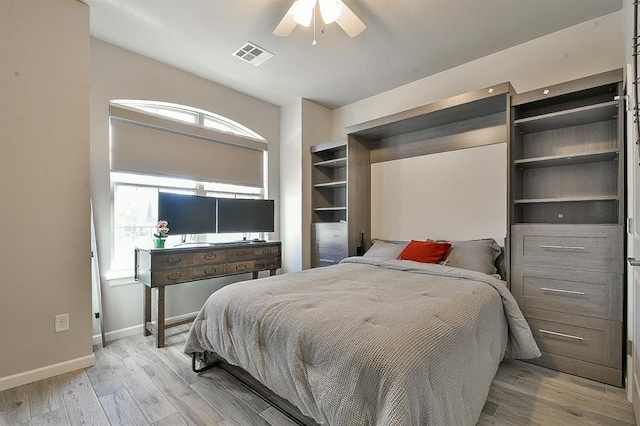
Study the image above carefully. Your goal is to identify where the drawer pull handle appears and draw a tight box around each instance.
[235,264,247,270]
[539,245,585,251]
[165,256,183,264]
[628,257,640,266]
[204,253,217,260]
[539,287,585,296]
[167,272,182,280]
[539,329,584,341]
[236,251,247,256]
[204,268,217,275]
[262,248,273,254]
[319,259,336,263]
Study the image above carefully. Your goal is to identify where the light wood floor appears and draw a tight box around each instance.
[0,326,635,425]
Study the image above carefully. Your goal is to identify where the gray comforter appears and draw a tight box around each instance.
[184,257,540,425]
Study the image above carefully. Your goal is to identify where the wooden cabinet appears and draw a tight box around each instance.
[508,69,625,386]
[136,241,282,287]
[312,222,348,267]
[310,139,370,266]
[135,241,281,347]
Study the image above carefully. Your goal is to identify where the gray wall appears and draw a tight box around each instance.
[1,0,92,383]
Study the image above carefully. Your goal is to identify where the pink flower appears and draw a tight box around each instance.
[155,220,169,239]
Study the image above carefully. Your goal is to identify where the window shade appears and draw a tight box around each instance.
[110,105,266,188]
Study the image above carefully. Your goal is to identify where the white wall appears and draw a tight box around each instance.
[280,101,303,272]
[90,39,281,338]
[622,0,636,402]
[1,0,93,387]
[301,100,332,269]
[371,143,506,243]
[279,99,332,272]
[332,11,625,242]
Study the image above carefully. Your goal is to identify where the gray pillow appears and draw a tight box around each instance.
[443,238,501,275]
[363,239,409,259]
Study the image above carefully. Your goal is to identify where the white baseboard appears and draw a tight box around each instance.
[92,311,199,346]
[0,354,96,392]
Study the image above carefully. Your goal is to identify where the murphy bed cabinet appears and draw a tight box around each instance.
[310,83,513,269]
[311,138,370,267]
[509,69,625,386]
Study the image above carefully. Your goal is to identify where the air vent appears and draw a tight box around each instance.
[232,42,274,67]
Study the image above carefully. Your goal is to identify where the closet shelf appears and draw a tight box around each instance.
[313,181,347,189]
[514,148,619,169]
[514,195,619,204]
[312,207,347,212]
[514,100,620,133]
[312,158,347,168]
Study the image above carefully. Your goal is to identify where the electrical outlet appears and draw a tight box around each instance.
[55,314,69,333]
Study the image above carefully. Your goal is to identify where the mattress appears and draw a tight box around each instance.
[184,257,540,425]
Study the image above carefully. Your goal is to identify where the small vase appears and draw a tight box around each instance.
[154,239,165,248]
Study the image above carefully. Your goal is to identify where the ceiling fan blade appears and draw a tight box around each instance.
[335,0,366,38]
[273,3,298,37]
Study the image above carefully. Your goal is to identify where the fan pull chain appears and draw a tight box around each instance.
[312,5,317,45]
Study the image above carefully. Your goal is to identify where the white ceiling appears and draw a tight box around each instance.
[85,0,622,109]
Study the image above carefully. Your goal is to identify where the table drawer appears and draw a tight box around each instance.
[254,245,280,258]
[522,307,622,369]
[511,225,623,273]
[151,253,193,269]
[192,250,227,265]
[254,257,281,270]
[192,264,227,280]
[226,248,254,261]
[227,260,255,274]
[153,268,193,286]
[512,265,623,321]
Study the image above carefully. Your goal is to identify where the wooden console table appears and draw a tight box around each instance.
[134,241,281,347]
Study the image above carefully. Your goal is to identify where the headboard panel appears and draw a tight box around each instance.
[370,143,507,244]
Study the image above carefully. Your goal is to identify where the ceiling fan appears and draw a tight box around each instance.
[273,0,366,39]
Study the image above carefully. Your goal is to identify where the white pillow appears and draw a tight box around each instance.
[363,239,409,259]
[443,238,501,275]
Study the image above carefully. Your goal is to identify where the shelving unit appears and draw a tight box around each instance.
[311,140,348,224]
[310,139,349,267]
[509,69,625,386]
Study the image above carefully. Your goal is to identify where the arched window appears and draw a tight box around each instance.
[111,99,266,141]
[108,100,269,281]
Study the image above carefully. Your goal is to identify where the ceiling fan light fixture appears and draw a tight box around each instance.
[293,0,313,27]
[319,0,340,24]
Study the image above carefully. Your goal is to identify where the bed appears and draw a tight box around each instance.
[184,240,540,425]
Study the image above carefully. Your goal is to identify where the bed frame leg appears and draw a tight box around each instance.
[191,353,219,373]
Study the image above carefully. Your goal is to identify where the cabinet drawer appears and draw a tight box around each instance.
[192,264,227,280]
[254,258,280,270]
[254,245,280,258]
[313,249,345,265]
[151,253,193,269]
[512,265,623,321]
[192,250,227,265]
[522,307,622,369]
[226,248,253,261]
[315,259,340,267]
[313,257,340,267]
[313,222,347,234]
[511,225,623,273]
[227,261,255,274]
[153,268,193,286]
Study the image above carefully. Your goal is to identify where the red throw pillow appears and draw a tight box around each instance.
[397,240,451,264]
